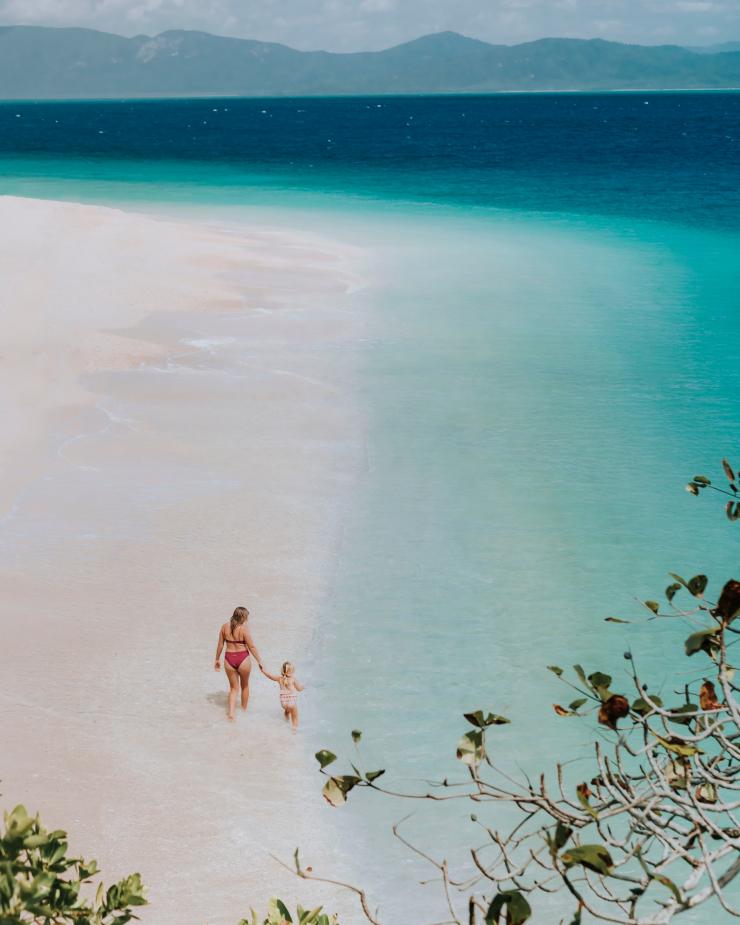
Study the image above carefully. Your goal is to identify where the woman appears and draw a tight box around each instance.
[214,606,264,721]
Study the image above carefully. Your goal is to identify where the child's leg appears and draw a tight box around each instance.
[289,705,299,731]
[283,708,290,722]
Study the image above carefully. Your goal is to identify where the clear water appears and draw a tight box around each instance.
[2,93,739,921]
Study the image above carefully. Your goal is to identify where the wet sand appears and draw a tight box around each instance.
[0,196,367,923]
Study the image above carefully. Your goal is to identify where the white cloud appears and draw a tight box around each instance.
[675,1,722,11]
[359,0,395,12]
[592,18,623,33]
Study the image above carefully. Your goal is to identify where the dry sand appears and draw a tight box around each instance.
[0,196,368,923]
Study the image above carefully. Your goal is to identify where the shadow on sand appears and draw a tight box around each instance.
[206,691,229,711]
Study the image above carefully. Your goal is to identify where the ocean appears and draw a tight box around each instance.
[2,92,739,922]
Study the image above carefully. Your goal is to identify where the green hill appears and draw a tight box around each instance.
[1,26,740,98]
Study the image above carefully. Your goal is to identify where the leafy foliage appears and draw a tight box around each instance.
[239,898,339,925]
[0,804,146,924]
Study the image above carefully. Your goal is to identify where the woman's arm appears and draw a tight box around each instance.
[214,626,225,670]
[244,627,264,669]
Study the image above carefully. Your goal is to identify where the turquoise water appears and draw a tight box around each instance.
[2,94,739,921]
[310,208,740,921]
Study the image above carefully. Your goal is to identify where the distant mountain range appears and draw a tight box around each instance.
[1,26,740,98]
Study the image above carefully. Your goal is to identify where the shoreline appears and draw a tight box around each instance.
[0,195,368,922]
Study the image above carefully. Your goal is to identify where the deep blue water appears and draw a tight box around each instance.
[1,92,739,227]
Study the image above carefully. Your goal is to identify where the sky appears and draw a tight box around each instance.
[0,0,737,51]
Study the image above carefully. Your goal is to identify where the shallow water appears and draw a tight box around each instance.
[2,93,739,922]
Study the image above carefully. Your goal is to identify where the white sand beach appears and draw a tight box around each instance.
[0,196,367,923]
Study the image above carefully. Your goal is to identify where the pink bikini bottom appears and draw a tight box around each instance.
[225,650,249,670]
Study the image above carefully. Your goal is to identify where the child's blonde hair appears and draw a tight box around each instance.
[282,661,294,677]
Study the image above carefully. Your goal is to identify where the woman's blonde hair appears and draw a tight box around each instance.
[282,661,294,677]
[230,606,249,635]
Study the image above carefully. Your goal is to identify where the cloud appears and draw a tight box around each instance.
[592,18,623,33]
[674,1,722,10]
[359,0,395,12]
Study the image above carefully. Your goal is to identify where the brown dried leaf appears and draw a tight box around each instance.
[597,694,630,730]
[699,680,720,711]
[717,580,740,624]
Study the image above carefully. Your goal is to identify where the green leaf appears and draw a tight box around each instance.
[723,459,735,482]
[684,628,721,657]
[351,730,362,744]
[464,710,511,728]
[644,600,660,615]
[587,672,613,700]
[670,573,690,590]
[668,703,699,725]
[653,734,703,757]
[21,833,49,849]
[547,665,563,676]
[664,759,689,790]
[576,783,598,819]
[276,899,293,923]
[365,769,385,783]
[632,695,663,716]
[456,729,485,767]
[554,822,573,851]
[692,475,711,486]
[322,775,360,807]
[5,805,36,840]
[654,874,682,903]
[561,844,614,876]
[568,698,588,711]
[604,616,631,624]
[315,750,337,770]
[688,574,708,597]
[573,664,588,687]
[76,859,99,879]
[665,582,682,602]
[485,889,532,925]
[635,851,683,903]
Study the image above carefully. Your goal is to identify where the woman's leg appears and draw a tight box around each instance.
[224,662,239,721]
[238,658,252,711]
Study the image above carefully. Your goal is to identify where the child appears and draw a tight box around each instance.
[261,661,304,731]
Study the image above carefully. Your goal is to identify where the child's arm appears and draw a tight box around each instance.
[294,679,305,692]
[214,626,225,670]
[260,667,282,682]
